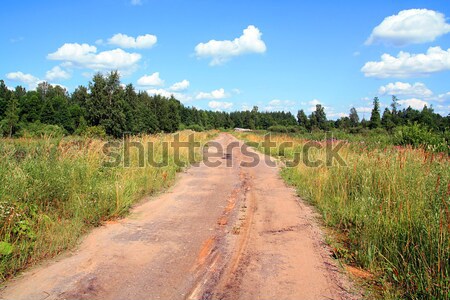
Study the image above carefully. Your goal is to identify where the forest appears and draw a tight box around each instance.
[0,71,449,143]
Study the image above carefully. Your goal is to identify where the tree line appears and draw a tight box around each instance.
[0,71,448,138]
[297,97,449,133]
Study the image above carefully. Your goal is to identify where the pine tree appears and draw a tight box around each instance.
[3,94,19,137]
[369,97,381,129]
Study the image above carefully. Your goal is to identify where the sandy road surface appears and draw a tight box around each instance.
[0,133,357,300]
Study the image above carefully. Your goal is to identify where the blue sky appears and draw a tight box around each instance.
[1,0,450,118]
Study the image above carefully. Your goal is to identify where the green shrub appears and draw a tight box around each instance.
[186,124,204,132]
[17,122,65,138]
[394,124,449,153]
[80,126,107,139]
[268,125,288,133]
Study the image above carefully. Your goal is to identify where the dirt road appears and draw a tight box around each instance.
[0,133,357,300]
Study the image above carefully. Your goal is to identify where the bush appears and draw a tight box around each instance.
[186,124,204,132]
[17,122,65,138]
[394,124,449,153]
[78,126,107,139]
[268,125,287,133]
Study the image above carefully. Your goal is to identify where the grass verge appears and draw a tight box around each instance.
[235,132,449,299]
[0,131,215,281]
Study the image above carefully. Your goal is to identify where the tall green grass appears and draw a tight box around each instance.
[0,131,212,281]
[238,132,449,299]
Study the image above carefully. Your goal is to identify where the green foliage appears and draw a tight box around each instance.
[349,107,359,127]
[0,242,12,256]
[309,104,328,130]
[186,124,204,132]
[0,73,448,149]
[394,124,449,153]
[370,97,381,129]
[18,122,65,138]
[297,109,309,128]
[267,125,301,133]
[81,126,107,139]
[1,94,20,137]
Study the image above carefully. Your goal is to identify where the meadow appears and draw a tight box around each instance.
[0,131,213,281]
[236,132,449,299]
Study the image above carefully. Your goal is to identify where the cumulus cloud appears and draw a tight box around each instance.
[208,101,233,111]
[6,71,68,90]
[195,25,267,65]
[108,33,157,49]
[355,106,373,114]
[264,99,296,112]
[437,92,450,102]
[366,9,450,46]
[169,79,190,91]
[146,88,191,103]
[328,112,348,118]
[306,99,323,112]
[45,66,71,81]
[361,47,450,78]
[5,71,44,90]
[196,88,227,100]
[397,98,429,110]
[6,71,39,85]
[137,72,164,86]
[47,43,141,73]
[378,82,433,98]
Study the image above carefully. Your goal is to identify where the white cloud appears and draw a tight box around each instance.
[241,104,252,111]
[47,43,141,73]
[435,104,450,115]
[137,72,164,86]
[51,83,68,90]
[45,66,71,81]
[131,0,142,5]
[366,9,450,46]
[437,92,450,102]
[169,79,189,91]
[264,99,296,112]
[208,101,233,111]
[378,82,433,98]
[146,88,191,103]
[328,112,348,118]
[232,88,241,95]
[196,88,227,99]
[6,71,39,85]
[108,33,157,49]
[195,25,267,65]
[5,71,43,90]
[306,99,323,112]
[361,47,450,78]
[355,106,373,114]
[397,98,429,110]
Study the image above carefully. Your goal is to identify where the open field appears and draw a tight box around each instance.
[235,131,450,299]
[0,131,213,281]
